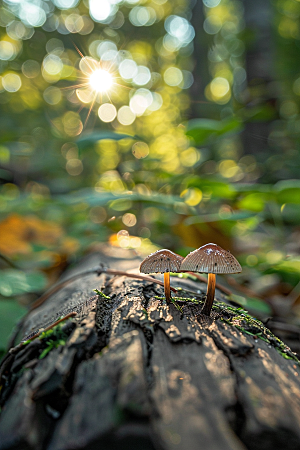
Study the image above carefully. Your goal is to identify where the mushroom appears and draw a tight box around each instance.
[140,249,183,304]
[180,243,242,316]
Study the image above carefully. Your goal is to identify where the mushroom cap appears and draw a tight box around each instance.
[140,249,184,274]
[180,243,242,274]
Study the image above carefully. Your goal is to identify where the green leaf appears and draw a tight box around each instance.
[0,270,47,297]
[237,193,267,212]
[185,117,243,145]
[275,180,300,204]
[185,118,221,144]
[185,178,237,199]
[185,210,256,226]
[281,204,300,224]
[77,131,137,150]
[229,294,272,316]
[244,104,277,122]
[0,300,27,350]
[39,344,54,359]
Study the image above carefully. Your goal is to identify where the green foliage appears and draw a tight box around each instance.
[77,132,137,151]
[0,270,47,297]
[185,118,243,145]
[228,294,272,316]
[0,300,27,352]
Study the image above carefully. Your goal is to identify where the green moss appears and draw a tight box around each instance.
[170,299,183,313]
[170,272,200,281]
[38,323,70,359]
[153,293,299,364]
[213,301,299,364]
[94,289,110,300]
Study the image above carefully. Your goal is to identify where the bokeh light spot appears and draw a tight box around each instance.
[133,66,151,86]
[122,213,137,227]
[54,0,80,9]
[206,77,231,104]
[117,106,136,125]
[0,41,15,61]
[266,251,284,265]
[119,59,138,80]
[43,54,63,75]
[280,100,298,119]
[22,60,40,78]
[164,67,183,86]
[66,159,83,176]
[129,7,156,27]
[2,73,21,92]
[132,142,149,159]
[203,0,221,7]
[89,0,112,22]
[180,148,200,167]
[219,160,242,179]
[46,38,64,55]
[211,77,230,98]
[130,89,153,115]
[246,255,258,267]
[63,111,83,136]
[165,15,195,45]
[180,188,202,206]
[98,103,117,122]
[65,14,84,33]
[203,15,222,35]
[43,86,62,105]
[76,87,95,104]
[20,3,46,27]
[89,206,106,223]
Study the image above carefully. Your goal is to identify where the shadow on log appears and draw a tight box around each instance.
[1,247,300,450]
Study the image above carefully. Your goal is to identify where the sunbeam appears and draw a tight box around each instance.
[89,68,113,93]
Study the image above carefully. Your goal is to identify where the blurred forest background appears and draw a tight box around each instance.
[0,0,300,356]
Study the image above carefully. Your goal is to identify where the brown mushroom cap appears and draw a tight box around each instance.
[140,249,184,274]
[180,243,242,274]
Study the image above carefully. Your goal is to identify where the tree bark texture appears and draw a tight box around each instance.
[1,247,300,450]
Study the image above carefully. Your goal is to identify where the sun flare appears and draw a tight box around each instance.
[64,49,130,126]
[89,68,113,93]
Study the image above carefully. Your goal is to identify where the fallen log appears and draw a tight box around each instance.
[0,247,300,450]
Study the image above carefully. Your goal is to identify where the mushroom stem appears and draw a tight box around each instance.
[201,273,216,316]
[164,272,171,304]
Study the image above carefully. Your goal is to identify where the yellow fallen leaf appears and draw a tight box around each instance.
[0,214,63,256]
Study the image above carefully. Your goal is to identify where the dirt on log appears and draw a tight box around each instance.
[1,247,300,450]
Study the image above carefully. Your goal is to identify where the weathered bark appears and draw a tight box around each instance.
[1,247,300,450]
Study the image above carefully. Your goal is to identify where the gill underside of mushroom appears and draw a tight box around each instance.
[201,272,216,316]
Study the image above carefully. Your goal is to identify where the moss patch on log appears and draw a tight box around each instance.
[163,292,300,364]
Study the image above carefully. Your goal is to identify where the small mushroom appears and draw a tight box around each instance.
[180,243,242,316]
[140,249,183,304]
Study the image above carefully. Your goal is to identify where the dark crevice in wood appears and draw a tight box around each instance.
[207,329,250,448]
[225,401,247,446]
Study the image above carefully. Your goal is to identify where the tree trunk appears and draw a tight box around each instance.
[190,0,211,119]
[1,247,300,450]
[241,0,276,160]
